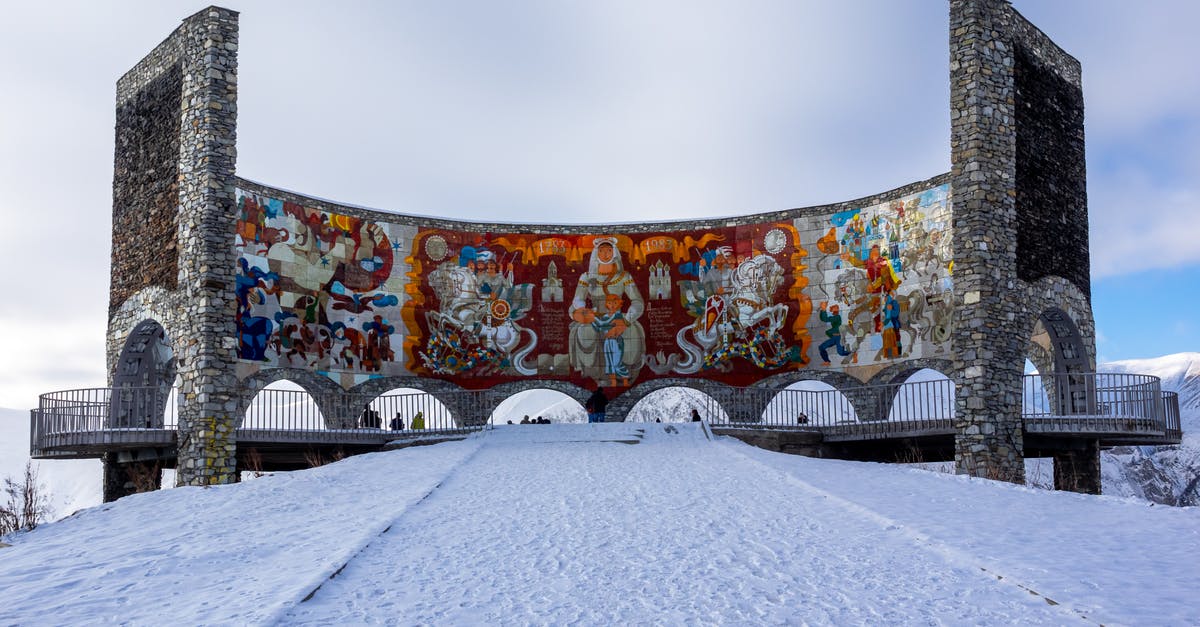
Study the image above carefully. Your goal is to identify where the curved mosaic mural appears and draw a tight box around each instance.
[233,183,951,389]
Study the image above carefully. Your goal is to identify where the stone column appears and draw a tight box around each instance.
[949,0,1025,483]
[170,7,241,486]
[1053,439,1101,494]
[101,453,164,501]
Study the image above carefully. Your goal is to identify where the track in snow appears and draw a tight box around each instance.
[282,423,1077,624]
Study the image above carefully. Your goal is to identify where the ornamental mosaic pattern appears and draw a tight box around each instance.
[233,184,952,389]
[797,183,953,375]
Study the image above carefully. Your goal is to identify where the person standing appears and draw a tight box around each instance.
[585,385,608,423]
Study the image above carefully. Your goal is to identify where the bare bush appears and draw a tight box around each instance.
[125,462,163,493]
[243,448,266,478]
[1,462,52,536]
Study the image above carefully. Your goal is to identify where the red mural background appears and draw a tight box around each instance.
[403,224,812,390]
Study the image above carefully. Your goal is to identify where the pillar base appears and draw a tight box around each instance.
[102,453,163,502]
[1053,438,1101,494]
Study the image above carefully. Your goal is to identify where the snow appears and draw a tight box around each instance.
[0,407,100,518]
[3,423,1198,624]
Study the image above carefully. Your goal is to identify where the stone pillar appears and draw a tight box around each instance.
[1053,439,1101,494]
[168,8,241,487]
[949,0,1025,483]
[109,7,241,488]
[102,453,163,502]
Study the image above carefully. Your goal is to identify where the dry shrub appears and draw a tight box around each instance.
[126,462,163,493]
[1,462,52,536]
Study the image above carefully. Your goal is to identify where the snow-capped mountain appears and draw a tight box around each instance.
[1097,352,1200,506]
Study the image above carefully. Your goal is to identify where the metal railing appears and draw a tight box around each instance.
[1163,391,1182,442]
[30,386,179,456]
[30,372,1182,457]
[1021,372,1167,435]
[239,388,493,437]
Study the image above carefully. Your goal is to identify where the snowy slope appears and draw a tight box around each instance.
[2,424,1197,624]
[0,407,100,519]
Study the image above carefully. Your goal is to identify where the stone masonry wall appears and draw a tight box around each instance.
[949,0,1093,484]
[107,6,241,489]
[949,0,1026,483]
[1013,14,1089,300]
[110,64,182,315]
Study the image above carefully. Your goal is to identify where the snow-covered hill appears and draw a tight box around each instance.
[2,424,1197,624]
[0,407,99,519]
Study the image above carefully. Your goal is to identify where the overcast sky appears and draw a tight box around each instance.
[1,1,1196,409]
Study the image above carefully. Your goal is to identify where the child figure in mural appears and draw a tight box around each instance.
[818,301,855,366]
[592,291,631,387]
[569,238,645,387]
[878,289,903,360]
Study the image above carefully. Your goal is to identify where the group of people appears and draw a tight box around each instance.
[516,415,552,424]
[359,407,425,430]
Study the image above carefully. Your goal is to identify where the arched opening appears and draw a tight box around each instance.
[885,368,954,423]
[1022,358,1051,416]
[109,319,175,428]
[363,388,454,431]
[1026,309,1093,416]
[242,380,325,430]
[1030,308,1090,374]
[627,387,729,423]
[761,380,857,427]
[489,389,586,425]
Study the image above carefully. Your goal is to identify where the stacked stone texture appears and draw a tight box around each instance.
[107,6,241,488]
[949,0,1093,483]
[110,66,182,315]
[949,0,1026,482]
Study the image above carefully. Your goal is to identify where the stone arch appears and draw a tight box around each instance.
[236,368,344,428]
[759,379,858,426]
[109,318,176,428]
[483,380,591,424]
[881,368,955,423]
[626,386,730,423]
[347,377,470,428]
[1021,276,1096,374]
[106,287,183,383]
[487,386,588,425]
[612,378,737,423]
[753,370,879,422]
[1019,278,1095,418]
[863,359,955,423]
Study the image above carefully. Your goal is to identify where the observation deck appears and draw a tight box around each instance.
[31,372,1181,469]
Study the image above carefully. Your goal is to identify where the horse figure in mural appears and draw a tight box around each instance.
[648,254,791,375]
[422,263,538,375]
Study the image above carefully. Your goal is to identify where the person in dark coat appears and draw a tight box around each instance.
[691,409,702,422]
[360,405,381,428]
[585,386,608,423]
[389,412,404,430]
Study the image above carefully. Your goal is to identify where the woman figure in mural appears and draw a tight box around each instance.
[569,238,645,387]
[362,315,395,372]
[878,289,903,360]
